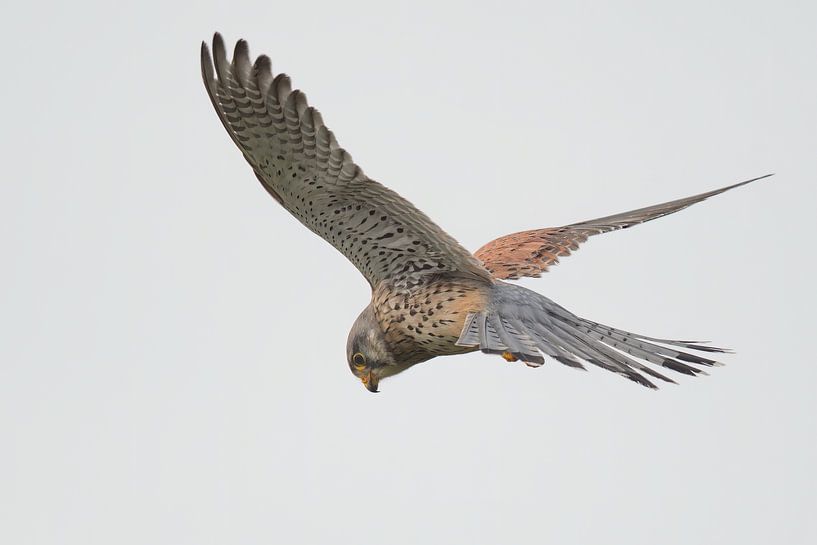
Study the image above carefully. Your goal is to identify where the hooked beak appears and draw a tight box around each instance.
[361,371,379,393]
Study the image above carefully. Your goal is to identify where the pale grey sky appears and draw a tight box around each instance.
[2,1,815,544]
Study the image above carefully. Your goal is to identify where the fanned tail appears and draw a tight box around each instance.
[456,283,729,389]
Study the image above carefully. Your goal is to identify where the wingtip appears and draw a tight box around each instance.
[746,172,775,183]
[234,38,250,59]
[253,53,272,71]
[212,32,226,59]
[730,173,775,190]
[200,40,214,82]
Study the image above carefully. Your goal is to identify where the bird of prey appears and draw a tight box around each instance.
[201,33,768,392]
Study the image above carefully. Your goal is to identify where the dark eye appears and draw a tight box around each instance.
[352,353,366,369]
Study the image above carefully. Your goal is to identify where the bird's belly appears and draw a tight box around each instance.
[373,276,490,362]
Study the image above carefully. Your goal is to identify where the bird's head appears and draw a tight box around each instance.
[346,304,402,393]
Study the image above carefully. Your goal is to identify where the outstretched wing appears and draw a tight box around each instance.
[475,175,770,280]
[201,34,492,289]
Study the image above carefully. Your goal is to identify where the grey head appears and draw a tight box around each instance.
[346,304,412,393]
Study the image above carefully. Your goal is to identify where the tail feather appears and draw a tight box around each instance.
[580,319,731,355]
[548,320,666,388]
[567,319,716,374]
[518,321,586,369]
[455,283,731,389]
[492,316,544,365]
[477,313,505,353]
[575,319,724,367]
[551,319,677,386]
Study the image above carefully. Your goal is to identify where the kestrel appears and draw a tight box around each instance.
[201,34,768,392]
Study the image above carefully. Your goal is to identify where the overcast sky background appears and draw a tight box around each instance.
[2,1,815,544]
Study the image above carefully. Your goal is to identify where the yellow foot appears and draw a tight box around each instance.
[501,351,518,362]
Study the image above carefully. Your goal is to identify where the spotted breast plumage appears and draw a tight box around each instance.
[201,33,769,392]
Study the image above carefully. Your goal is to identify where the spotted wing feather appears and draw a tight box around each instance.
[475,175,771,280]
[201,34,493,289]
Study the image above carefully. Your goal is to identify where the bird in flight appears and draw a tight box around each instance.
[201,33,768,392]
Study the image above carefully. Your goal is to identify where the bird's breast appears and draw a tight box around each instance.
[372,276,491,362]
